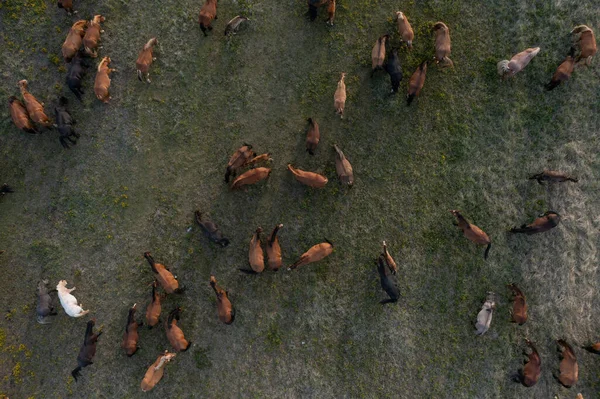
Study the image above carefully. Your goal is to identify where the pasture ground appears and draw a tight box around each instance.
[0,0,599,397]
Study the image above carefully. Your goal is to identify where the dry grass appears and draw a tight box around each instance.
[0,0,599,397]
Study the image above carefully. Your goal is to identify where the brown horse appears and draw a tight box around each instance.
[225,144,255,183]
[94,56,116,103]
[83,15,105,57]
[529,170,578,184]
[266,224,283,271]
[57,0,75,14]
[144,252,182,294]
[325,0,336,26]
[306,118,320,155]
[381,241,397,274]
[8,96,37,134]
[121,304,141,356]
[136,38,158,83]
[546,49,575,90]
[288,240,334,270]
[18,80,52,128]
[395,12,414,48]
[450,210,491,259]
[199,0,218,36]
[231,167,271,189]
[210,276,235,324]
[333,73,346,118]
[72,319,102,381]
[333,144,354,186]
[371,35,390,75]
[407,61,427,106]
[510,211,560,235]
[140,351,176,392]
[62,20,87,62]
[514,339,541,387]
[245,227,265,273]
[584,342,600,354]
[433,22,452,67]
[287,164,328,188]
[555,340,578,388]
[508,284,528,325]
[571,25,596,65]
[165,307,191,352]
[145,281,164,328]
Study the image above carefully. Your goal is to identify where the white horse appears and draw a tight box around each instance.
[475,292,495,335]
[56,280,90,317]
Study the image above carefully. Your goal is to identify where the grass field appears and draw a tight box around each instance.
[1,0,599,397]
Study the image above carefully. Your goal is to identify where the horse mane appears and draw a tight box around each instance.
[144,38,157,50]
[497,60,510,76]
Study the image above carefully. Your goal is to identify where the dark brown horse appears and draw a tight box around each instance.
[195,211,230,247]
[514,339,541,387]
[72,320,102,381]
[122,304,141,356]
[508,284,527,325]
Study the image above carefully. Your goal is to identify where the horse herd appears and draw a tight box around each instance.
[3,0,599,394]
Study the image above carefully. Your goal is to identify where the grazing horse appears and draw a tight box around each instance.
[55,97,80,149]
[165,307,191,352]
[57,0,75,15]
[510,211,560,235]
[381,241,397,274]
[8,96,37,134]
[450,210,492,259]
[584,342,600,355]
[407,61,427,105]
[514,339,541,387]
[433,22,452,67]
[140,351,176,392]
[56,280,89,317]
[571,25,596,65]
[72,320,102,381]
[194,211,230,247]
[66,52,88,102]
[0,184,14,195]
[306,118,320,155]
[62,20,87,62]
[325,0,336,25]
[136,38,158,83]
[244,227,265,273]
[307,0,327,22]
[497,47,540,78]
[122,304,141,357]
[145,281,164,328]
[529,170,578,184]
[36,280,57,324]
[333,144,354,187]
[385,48,403,93]
[288,240,334,270]
[371,35,390,76]
[94,56,115,103]
[144,252,182,294]
[199,0,218,36]
[377,255,399,304]
[225,144,255,183]
[83,15,105,58]
[556,340,578,388]
[210,276,235,324]
[508,284,528,325]
[333,73,346,117]
[18,80,51,128]
[546,48,575,90]
[266,224,283,271]
[231,168,271,189]
[395,12,414,48]
[475,292,495,335]
[287,164,328,188]
[225,16,249,36]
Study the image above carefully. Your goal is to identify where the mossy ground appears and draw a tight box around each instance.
[0,0,599,397]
